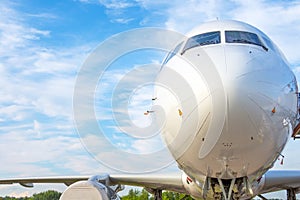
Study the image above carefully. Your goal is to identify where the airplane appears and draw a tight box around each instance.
[1,20,300,200]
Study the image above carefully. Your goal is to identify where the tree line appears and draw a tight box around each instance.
[0,189,193,200]
[122,189,194,200]
[0,190,61,200]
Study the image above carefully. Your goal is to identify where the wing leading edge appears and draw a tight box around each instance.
[0,172,185,193]
[3,170,300,197]
[260,170,300,194]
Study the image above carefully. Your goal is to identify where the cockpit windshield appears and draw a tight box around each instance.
[182,31,220,53]
[225,31,262,46]
[162,41,183,65]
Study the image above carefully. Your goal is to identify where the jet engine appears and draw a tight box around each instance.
[60,175,121,200]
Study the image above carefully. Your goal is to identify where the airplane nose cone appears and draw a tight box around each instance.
[157,44,296,179]
[155,43,295,179]
[182,51,227,160]
[155,47,227,163]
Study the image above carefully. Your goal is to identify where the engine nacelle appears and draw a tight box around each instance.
[181,172,204,199]
[60,180,117,200]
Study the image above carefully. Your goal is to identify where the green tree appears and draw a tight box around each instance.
[122,189,140,200]
[121,189,193,200]
[140,189,150,200]
[1,189,194,200]
[162,191,193,200]
[0,190,61,200]
[31,190,61,200]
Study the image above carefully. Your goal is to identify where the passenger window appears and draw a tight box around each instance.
[225,31,262,46]
[182,31,220,53]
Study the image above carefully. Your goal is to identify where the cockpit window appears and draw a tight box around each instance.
[261,36,276,52]
[225,31,262,46]
[162,41,183,65]
[182,31,220,53]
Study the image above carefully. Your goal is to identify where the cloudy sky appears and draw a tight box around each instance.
[1,0,300,198]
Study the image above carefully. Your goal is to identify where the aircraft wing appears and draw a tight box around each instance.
[0,176,89,187]
[260,170,300,194]
[109,173,185,192]
[0,172,185,193]
[3,170,300,197]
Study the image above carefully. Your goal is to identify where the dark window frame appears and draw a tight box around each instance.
[182,31,221,54]
[225,30,268,51]
[162,41,183,65]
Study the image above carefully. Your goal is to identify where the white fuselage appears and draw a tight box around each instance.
[153,20,298,198]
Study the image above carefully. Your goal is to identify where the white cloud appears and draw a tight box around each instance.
[33,120,41,135]
[0,3,51,55]
[0,1,109,183]
[130,135,166,154]
[132,0,231,32]
[26,13,58,20]
[8,191,31,198]
[0,2,92,122]
[112,18,134,24]
[99,0,136,9]
[0,129,109,178]
[79,0,139,24]
[164,0,224,31]
[0,184,66,198]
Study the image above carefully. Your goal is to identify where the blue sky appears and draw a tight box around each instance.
[1,0,300,198]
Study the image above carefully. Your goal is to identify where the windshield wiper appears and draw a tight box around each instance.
[232,39,268,51]
[199,40,217,45]
[181,40,217,55]
[232,39,254,44]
